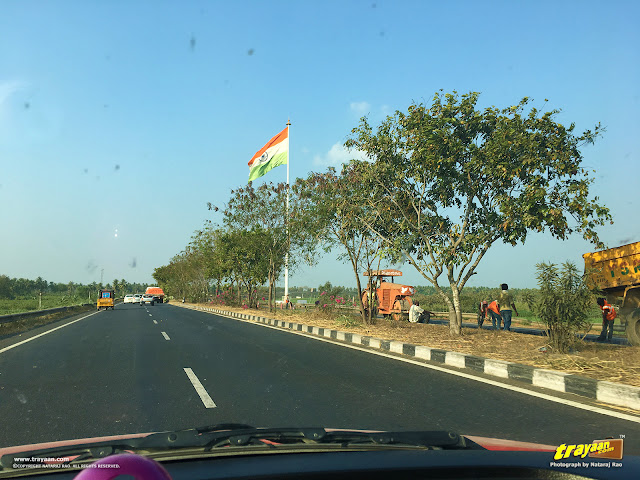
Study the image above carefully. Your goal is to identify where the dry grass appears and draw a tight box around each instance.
[187,302,640,388]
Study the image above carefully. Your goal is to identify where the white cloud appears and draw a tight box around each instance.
[0,81,23,107]
[313,142,367,167]
[350,101,371,115]
[0,81,24,139]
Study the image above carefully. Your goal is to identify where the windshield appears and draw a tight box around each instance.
[1,0,639,476]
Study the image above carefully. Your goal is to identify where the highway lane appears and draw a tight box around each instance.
[1,303,639,454]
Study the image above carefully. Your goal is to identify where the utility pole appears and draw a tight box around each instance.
[100,268,104,287]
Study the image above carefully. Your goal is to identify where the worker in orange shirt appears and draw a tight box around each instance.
[596,298,617,342]
[487,300,502,331]
[477,300,489,328]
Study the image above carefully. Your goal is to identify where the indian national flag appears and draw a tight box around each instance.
[248,127,288,181]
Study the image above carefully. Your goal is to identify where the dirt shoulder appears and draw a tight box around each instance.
[182,302,640,388]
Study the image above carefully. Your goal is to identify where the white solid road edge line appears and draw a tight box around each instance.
[183,367,217,408]
[200,308,640,424]
[161,331,170,340]
[0,310,101,355]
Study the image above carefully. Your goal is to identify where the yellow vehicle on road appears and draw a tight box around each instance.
[97,289,115,310]
[584,241,640,345]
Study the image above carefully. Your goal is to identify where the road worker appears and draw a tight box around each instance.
[596,297,617,342]
[409,301,434,324]
[498,283,519,331]
[487,300,502,330]
[477,300,488,328]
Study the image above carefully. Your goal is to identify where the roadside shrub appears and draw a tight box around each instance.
[335,314,361,328]
[534,261,593,353]
[210,288,240,307]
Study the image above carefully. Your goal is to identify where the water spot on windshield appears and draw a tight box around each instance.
[247,48,255,56]
[86,261,98,274]
[129,257,137,268]
[83,168,88,174]
[23,101,30,109]
[114,164,120,171]
[190,35,196,51]
[16,392,28,404]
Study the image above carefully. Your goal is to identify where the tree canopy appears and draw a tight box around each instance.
[344,90,612,334]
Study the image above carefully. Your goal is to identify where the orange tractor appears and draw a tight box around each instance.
[361,269,415,321]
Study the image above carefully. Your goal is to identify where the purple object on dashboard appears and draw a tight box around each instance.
[73,453,172,480]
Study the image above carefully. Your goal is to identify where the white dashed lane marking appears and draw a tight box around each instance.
[183,368,217,408]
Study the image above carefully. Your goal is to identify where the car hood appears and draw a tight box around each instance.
[0,430,557,457]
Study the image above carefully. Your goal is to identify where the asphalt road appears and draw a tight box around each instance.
[1,303,639,455]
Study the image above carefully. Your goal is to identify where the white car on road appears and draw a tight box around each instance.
[140,294,155,306]
[123,294,136,304]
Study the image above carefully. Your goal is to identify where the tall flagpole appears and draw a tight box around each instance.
[284,119,290,303]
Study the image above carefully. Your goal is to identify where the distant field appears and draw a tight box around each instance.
[0,296,92,315]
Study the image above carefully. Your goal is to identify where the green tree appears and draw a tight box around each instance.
[210,182,318,311]
[535,262,593,352]
[296,167,393,324]
[0,275,14,299]
[345,91,612,335]
[35,276,47,294]
[192,226,228,297]
[220,228,270,307]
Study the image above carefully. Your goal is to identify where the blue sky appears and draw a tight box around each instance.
[1,0,638,290]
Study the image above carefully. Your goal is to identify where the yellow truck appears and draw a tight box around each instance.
[583,241,640,345]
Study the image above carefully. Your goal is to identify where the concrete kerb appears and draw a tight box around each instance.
[181,304,640,411]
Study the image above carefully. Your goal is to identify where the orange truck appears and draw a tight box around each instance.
[583,241,640,345]
[145,286,165,304]
[362,269,415,321]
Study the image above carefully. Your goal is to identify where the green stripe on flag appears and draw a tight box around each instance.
[248,151,288,181]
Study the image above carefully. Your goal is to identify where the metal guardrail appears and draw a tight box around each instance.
[0,299,123,325]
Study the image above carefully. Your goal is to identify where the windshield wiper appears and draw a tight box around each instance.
[139,425,478,451]
[0,424,255,470]
[1,424,480,470]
